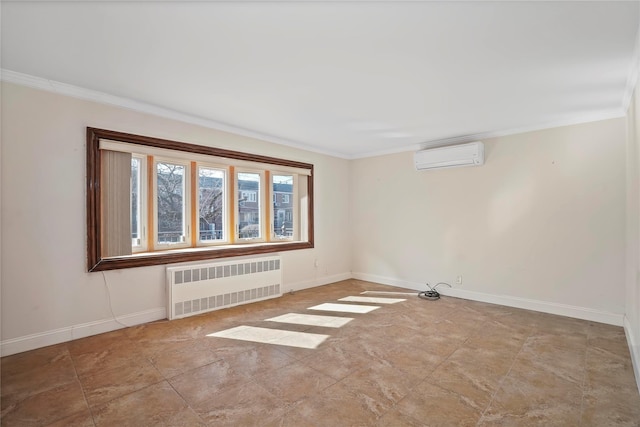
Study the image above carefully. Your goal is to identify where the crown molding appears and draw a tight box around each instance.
[0,69,350,159]
[2,68,628,162]
[352,109,626,160]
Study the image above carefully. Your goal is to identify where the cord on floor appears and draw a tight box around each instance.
[418,282,451,301]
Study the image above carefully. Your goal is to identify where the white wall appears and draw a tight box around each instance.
[0,82,351,355]
[626,74,640,390]
[1,79,634,360]
[351,119,627,324]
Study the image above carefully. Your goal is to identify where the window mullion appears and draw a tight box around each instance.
[229,166,236,244]
[190,161,197,247]
[265,170,271,243]
[146,155,155,252]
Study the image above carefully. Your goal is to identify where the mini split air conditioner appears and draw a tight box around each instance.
[414,141,484,171]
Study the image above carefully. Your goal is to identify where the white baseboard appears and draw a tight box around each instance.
[287,272,352,293]
[0,308,166,357]
[352,272,624,326]
[0,272,353,357]
[3,271,625,358]
[623,315,640,395]
[352,272,420,292]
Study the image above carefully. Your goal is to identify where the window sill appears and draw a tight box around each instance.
[89,241,313,272]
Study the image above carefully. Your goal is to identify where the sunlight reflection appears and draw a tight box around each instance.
[339,296,406,304]
[265,313,353,328]
[208,325,329,349]
[307,303,380,313]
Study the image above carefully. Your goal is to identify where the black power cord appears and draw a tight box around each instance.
[418,282,452,301]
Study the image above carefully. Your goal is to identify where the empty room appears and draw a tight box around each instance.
[2,1,640,426]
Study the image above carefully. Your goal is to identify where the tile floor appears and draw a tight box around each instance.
[2,279,640,426]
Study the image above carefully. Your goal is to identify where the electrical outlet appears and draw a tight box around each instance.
[456,275,462,285]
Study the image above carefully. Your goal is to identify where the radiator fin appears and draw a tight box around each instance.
[167,256,282,320]
[173,257,281,285]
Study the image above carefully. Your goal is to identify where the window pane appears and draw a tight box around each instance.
[272,174,294,239]
[199,167,225,242]
[157,162,185,244]
[131,157,141,245]
[238,172,261,239]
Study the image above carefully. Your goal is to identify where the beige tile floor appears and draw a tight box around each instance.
[2,279,640,426]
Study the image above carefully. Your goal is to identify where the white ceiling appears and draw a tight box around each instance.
[2,1,639,159]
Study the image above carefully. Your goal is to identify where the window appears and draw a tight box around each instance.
[131,155,146,250]
[87,127,314,271]
[272,174,295,240]
[237,172,262,240]
[155,160,189,247]
[198,166,225,243]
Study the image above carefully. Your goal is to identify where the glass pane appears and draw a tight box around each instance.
[199,167,225,242]
[237,172,261,239]
[157,162,185,244]
[131,157,141,245]
[272,174,293,239]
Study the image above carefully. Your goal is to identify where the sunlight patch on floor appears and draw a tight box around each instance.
[360,291,418,296]
[307,303,380,314]
[339,296,406,304]
[265,313,353,328]
[208,325,329,349]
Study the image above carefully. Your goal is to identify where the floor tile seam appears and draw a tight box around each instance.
[247,377,300,410]
[43,407,98,427]
[586,342,634,362]
[163,378,218,426]
[85,374,166,411]
[0,373,82,412]
[150,351,228,382]
[420,327,474,383]
[402,380,484,425]
[316,376,396,422]
[431,380,486,420]
[0,378,94,427]
[267,350,331,379]
[68,348,98,427]
[8,347,91,425]
[476,324,535,425]
[285,399,326,427]
[253,367,338,401]
[269,342,312,362]
[166,353,257,388]
[326,365,420,404]
[307,357,369,383]
[187,376,300,420]
[73,352,163,381]
[577,340,590,427]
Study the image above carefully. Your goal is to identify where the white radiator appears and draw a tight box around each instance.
[166,256,282,320]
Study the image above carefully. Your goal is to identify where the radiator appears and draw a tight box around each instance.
[166,256,282,320]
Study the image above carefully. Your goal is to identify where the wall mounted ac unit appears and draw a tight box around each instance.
[414,141,484,171]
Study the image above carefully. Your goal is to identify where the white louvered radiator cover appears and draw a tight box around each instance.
[166,256,282,320]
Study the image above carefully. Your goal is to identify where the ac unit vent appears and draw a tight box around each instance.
[414,141,484,171]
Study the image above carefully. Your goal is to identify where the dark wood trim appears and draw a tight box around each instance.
[307,165,314,244]
[87,127,313,170]
[89,242,314,272]
[86,128,101,271]
[87,127,314,272]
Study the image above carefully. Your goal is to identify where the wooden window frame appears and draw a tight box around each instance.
[87,127,314,272]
